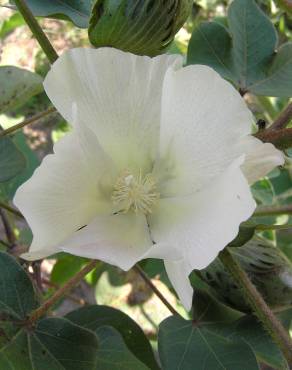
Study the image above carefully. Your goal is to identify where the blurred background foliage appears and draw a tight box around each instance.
[0,0,292,369]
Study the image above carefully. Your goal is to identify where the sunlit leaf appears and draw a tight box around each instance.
[51,255,85,285]
[0,66,43,113]
[0,13,25,39]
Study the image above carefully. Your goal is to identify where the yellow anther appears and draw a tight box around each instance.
[112,170,159,214]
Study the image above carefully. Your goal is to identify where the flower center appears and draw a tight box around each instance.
[112,170,159,214]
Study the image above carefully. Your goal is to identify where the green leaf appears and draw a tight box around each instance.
[10,0,93,28]
[0,133,26,182]
[0,13,25,39]
[0,352,13,370]
[0,66,43,113]
[0,131,39,201]
[251,179,275,205]
[187,0,292,97]
[187,21,234,81]
[228,0,276,89]
[231,316,288,369]
[197,315,287,369]
[95,326,149,370]
[66,305,159,370]
[248,43,292,96]
[158,316,259,370]
[1,317,99,370]
[51,255,85,285]
[0,252,38,320]
[192,289,242,324]
[228,222,257,248]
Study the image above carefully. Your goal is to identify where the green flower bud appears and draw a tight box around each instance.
[88,0,192,56]
[200,238,292,312]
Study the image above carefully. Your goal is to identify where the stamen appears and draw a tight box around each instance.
[112,170,159,214]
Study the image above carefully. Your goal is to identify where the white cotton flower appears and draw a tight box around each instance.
[14,48,284,310]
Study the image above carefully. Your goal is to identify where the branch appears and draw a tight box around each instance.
[269,102,292,131]
[254,127,292,150]
[0,107,56,138]
[0,209,16,246]
[219,248,292,365]
[28,260,97,324]
[134,265,180,316]
[14,0,58,64]
[255,102,292,149]
[254,204,292,217]
[0,201,23,218]
[42,278,89,305]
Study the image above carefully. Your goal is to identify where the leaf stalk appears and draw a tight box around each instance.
[219,248,292,365]
[14,0,58,64]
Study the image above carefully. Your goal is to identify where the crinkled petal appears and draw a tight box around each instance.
[44,47,182,172]
[60,213,152,271]
[239,136,284,184]
[15,126,115,261]
[158,64,254,196]
[147,158,256,273]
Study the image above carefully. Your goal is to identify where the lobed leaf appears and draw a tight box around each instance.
[158,315,260,370]
[0,318,99,370]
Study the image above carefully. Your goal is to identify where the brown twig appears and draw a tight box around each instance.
[27,260,97,324]
[254,127,292,150]
[10,245,29,257]
[0,209,16,246]
[255,102,292,149]
[42,278,88,306]
[32,262,44,294]
[0,106,56,138]
[134,265,180,316]
[269,102,292,131]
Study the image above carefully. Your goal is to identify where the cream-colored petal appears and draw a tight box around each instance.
[164,259,193,311]
[158,64,254,196]
[15,127,114,261]
[44,47,182,172]
[148,158,255,272]
[239,136,284,184]
[60,213,152,271]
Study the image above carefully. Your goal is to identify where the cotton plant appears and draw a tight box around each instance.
[14,47,284,310]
